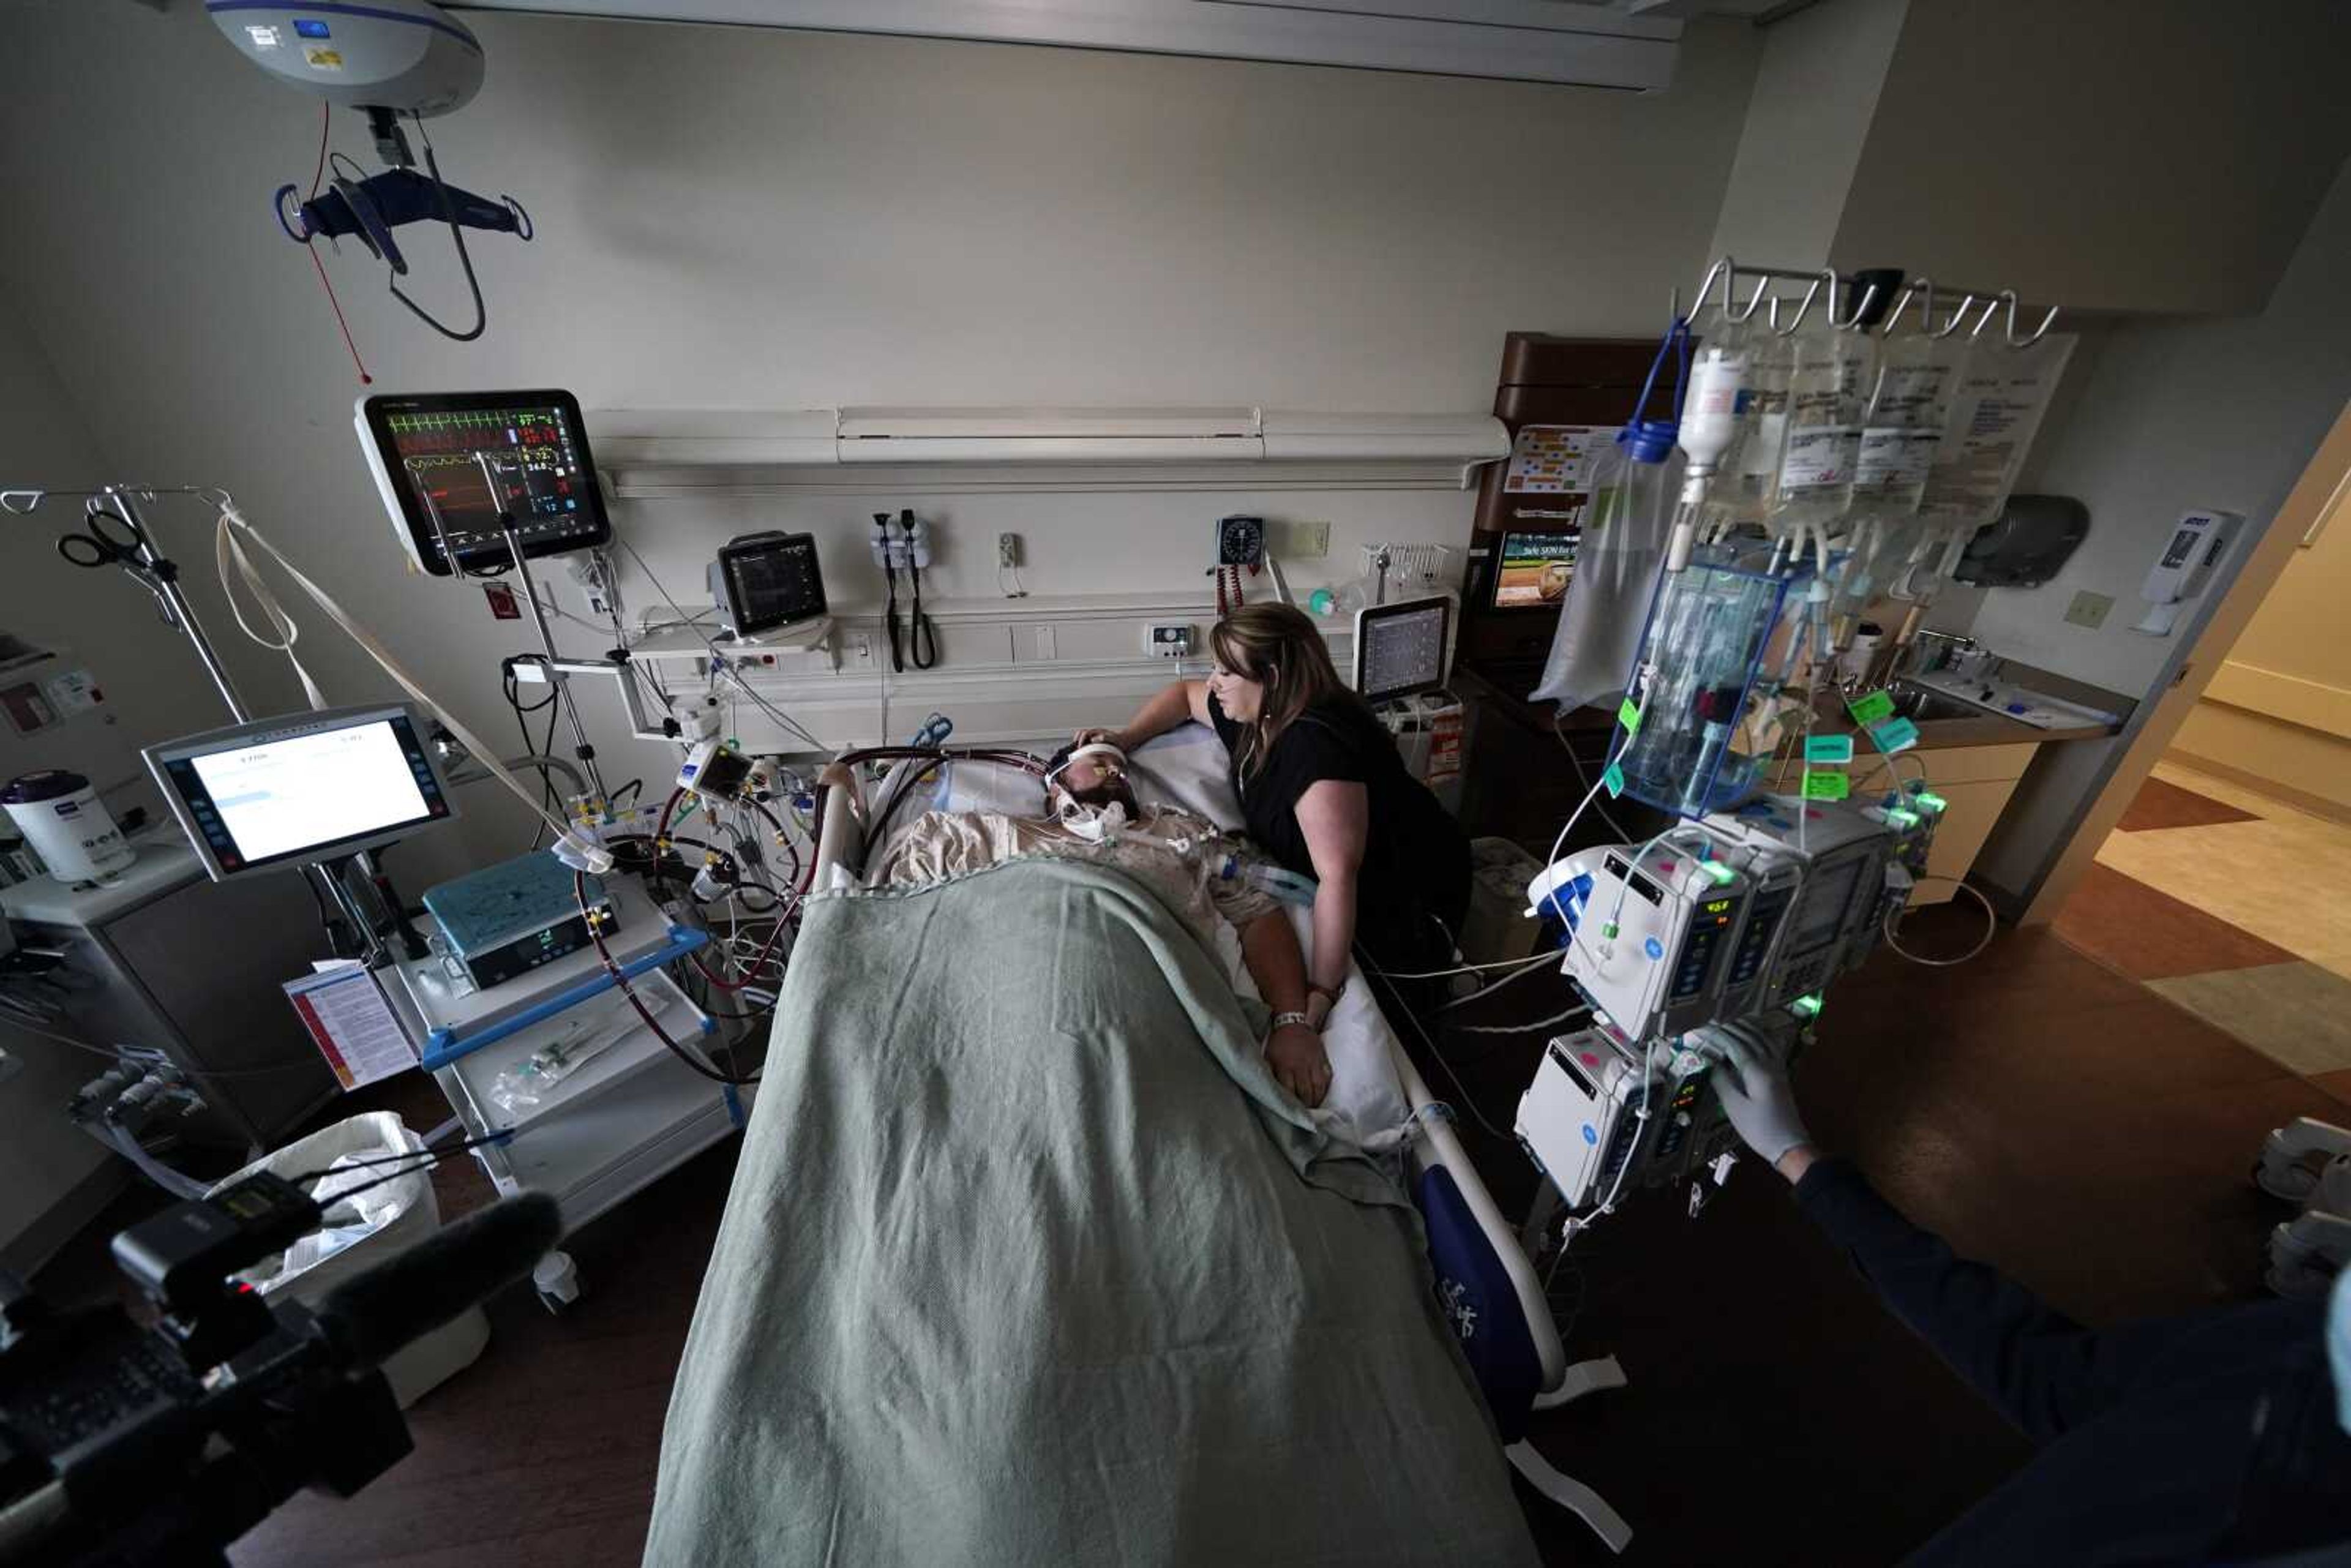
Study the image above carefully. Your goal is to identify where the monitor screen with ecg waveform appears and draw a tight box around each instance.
[359,389,612,575]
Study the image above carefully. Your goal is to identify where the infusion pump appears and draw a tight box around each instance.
[1533,794,1932,1048]
[1517,794,1936,1212]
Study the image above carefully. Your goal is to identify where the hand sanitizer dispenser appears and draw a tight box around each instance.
[2133,509,2244,636]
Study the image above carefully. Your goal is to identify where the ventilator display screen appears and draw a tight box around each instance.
[146,706,453,880]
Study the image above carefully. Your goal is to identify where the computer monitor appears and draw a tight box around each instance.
[1353,595,1451,703]
[143,704,457,881]
[709,531,828,638]
[356,389,613,577]
[1491,530,1579,609]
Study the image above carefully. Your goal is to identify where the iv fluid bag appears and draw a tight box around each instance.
[1707,319,1790,527]
[1768,320,1876,526]
[1916,332,2076,531]
[1615,544,1809,818]
[1531,433,1685,711]
[1850,330,1968,517]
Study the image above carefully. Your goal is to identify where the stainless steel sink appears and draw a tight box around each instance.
[1886,683,1995,723]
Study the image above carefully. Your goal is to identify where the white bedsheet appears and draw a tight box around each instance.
[871,726,1414,1145]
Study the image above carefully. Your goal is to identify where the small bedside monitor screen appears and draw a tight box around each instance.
[1355,597,1450,703]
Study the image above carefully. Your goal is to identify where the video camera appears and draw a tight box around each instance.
[0,1174,559,1567]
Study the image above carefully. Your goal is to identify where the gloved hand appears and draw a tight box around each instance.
[1703,1020,1812,1168]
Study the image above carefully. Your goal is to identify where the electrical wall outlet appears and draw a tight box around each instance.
[2063,590,2115,629]
[1034,625,1058,660]
[1272,519,1331,560]
[998,532,1021,568]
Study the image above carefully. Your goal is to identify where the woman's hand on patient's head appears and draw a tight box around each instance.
[1071,726,1123,753]
[1267,1022,1332,1109]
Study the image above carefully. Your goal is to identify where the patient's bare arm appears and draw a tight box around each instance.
[1239,909,1331,1108]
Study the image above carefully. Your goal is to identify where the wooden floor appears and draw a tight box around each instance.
[41,898,2345,1566]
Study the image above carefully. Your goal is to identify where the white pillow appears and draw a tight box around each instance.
[1127,722,1242,829]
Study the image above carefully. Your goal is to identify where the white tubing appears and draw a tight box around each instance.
[217,512,328,710]
[215,504,612,871]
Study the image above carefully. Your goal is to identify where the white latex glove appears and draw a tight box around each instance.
[1702,1020,1812,1168]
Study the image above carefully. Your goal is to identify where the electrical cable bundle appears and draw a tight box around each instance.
[577,775,823,1086]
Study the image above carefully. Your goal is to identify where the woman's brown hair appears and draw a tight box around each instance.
[1208,602,1367,781]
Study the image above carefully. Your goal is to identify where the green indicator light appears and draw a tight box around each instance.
[1885,807,1921,827]
[1912,789,1948,812]
[1791,993,1824,1018]
[1701,860,1736,886]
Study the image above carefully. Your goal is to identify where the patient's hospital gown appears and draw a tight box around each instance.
[868,806,1281,953]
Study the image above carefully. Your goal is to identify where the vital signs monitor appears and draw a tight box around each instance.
[1353,595,1451,703]
[357,389,612,576]
[144,704,456,880]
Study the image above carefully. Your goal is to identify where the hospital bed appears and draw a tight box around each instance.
[643,724,1628,1562]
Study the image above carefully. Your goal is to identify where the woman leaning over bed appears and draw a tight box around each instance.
[1083,602,1471,1027]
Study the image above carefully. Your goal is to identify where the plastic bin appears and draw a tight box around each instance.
[206,1111,490,1408]
[1460,838,1546,967]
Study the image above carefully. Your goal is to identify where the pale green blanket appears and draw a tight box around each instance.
[643,857,1537,1566]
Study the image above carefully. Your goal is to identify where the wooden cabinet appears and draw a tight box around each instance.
[1770,741,2039,907]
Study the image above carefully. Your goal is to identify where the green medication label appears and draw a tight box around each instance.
[1804,734,1855,764]
[1602,762,1625,798]
[1616,699,1644,737]
[1802,770,1850,801]
[1848,689,1896,726]
[1869,716,1921,755]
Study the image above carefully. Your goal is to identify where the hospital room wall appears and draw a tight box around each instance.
[0,299,200,1269]
[0,3,1763,857]
[1965,159,2351,906]
[1957,157,2351,702]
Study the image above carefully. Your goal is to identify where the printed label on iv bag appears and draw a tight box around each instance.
[1737,401,1788,479]
[1918,336,2075,524]
[1854,427,1938,489]
[1778,426,1860,490]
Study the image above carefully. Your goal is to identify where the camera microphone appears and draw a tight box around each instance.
[312,1193,562,1368]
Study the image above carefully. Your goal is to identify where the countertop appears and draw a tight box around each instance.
[1453,663,2119,754]
[1794,702,2113,752]
[0,826,202,928]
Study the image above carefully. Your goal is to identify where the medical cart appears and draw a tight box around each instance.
[375,875,751,1311]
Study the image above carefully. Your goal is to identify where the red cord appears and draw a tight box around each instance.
[309,249,373,385]
[574,869,759,1086]
[301,102,372,384]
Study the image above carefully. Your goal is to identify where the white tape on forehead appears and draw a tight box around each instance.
[1047,743,1127,784]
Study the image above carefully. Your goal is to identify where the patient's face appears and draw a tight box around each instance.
[1056,753,1138,815]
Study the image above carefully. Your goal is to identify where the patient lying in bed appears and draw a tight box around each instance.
[865,743,1335,1106]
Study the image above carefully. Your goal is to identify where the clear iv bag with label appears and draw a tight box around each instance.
[1915,332,2076,531]
[1766,315,1875,530]
[1850,328,1969,517]
[1706,315,1792,527]
[1531,424,1684,711]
